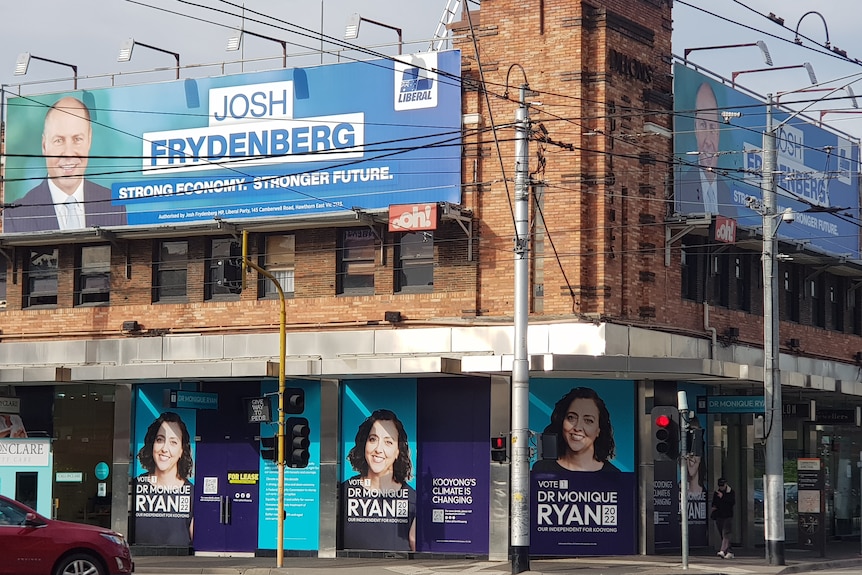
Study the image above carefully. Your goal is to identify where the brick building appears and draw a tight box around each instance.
[0,0,860,560]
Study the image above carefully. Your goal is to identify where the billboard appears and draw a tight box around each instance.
[3,51,462,233]
[673,63,860,259]
[529,379,637,556]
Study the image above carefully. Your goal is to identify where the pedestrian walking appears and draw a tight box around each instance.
[711,477,736,559]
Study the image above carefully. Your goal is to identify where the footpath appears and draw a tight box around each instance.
[133,540,862,575]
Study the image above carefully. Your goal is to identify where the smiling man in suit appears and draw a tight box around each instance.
[5,96,126,233]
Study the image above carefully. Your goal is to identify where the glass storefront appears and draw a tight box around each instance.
[52,384,116,527]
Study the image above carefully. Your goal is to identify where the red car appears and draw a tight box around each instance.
[0,494,133,575]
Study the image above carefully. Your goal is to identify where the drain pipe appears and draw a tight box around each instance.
[703,302,717,359]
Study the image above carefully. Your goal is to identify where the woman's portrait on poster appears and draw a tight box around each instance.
[532,386,621,473]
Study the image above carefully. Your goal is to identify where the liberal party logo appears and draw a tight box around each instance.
[394,53,438,111]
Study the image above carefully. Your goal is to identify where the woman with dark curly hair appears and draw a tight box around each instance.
[533,387,620,473]
[134,411,194,546]
[341,409,416,551]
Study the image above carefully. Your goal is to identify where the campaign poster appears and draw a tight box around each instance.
[257,379,321,551]
[416,377,490,553]
[673,63,860,259]
[133,385,197,547]
[529,379,636,555]
[3,51,461,234]
[340,379,417,552]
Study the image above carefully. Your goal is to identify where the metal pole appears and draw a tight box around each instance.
[680,428,689,569]
[320,1,324,64]
[242,230,287,567]
[762,95,786,565]
[511,82,531,574]
[678,391,690,570]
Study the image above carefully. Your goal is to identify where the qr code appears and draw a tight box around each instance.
[602,505,617,526]
[432,509,444,523]
[179,496,191,513]
[396,499,409,518]
[203,477,218,495]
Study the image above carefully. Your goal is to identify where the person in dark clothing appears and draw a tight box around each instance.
[711,477,736,558]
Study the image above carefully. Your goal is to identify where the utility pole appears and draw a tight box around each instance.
[762,94,786,565]
[511,82,531,574]
[678,392,690,571]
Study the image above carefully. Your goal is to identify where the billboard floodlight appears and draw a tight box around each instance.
[13,52,78,89]
[224,29,287,67]
[226,33,243,52]
[344,13,402,54]
[118,38,181,79]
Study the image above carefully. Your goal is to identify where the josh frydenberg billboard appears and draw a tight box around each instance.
[3,51,462,233]
[673,63,860,259]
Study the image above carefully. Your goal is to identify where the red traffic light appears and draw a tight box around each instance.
[491,436,506,450]
[655,414,671,428]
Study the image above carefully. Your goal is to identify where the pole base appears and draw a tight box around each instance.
[766,539,785,565]
[511,546,530,573]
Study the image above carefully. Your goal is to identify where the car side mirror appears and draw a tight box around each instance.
[24,512,45,527]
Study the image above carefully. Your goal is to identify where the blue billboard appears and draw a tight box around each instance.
[3,51,462,233]
[673,63,860,259]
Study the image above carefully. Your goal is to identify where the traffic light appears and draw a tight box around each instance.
[284,387,305,414]
[651,406,679,462]
[260,435,276,462]
[491,435,508,463]
[286,417,310,468]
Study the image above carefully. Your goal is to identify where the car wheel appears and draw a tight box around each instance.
[54,553,106,575]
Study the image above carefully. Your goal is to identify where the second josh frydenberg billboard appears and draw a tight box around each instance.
[673,63,860,259]
[3,50,462,233]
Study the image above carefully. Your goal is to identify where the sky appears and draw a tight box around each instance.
[3,0,862,136]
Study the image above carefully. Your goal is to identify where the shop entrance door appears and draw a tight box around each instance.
[193,442,260,554]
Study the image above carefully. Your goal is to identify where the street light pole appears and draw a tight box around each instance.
[762,94,786,566]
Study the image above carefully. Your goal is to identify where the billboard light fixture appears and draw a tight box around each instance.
[118,38,181,80]
[225,29,288,68]
[344,12,402,55]
[14,52,78,89]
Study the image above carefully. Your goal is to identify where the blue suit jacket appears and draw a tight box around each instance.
[4,178,126,233]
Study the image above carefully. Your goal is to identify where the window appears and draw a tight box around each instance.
[783,268,800,322]
[338,228,376,295]
[260,235,295,298]
[76,245,111,305]
[24,247,58,307]
[0,261,6,310]
[396,231,434,292]
[206,238,242,300]
[711,253,729,307]
[154,240,188,301]
[811,277,825,328]
[733,255,751,312]
[829,281,844,332]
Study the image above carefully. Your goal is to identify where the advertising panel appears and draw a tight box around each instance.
[416,378,490,553]
[341,378,418,552]
[340,377,490,554]
[673,63,860,259]
[133,385,197,547]
[529,379,637,556]
[3,51,462,233]
[257,379,321,551]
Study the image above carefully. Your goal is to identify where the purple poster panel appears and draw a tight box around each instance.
[530,379,636,555]
[416,378,490,553]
